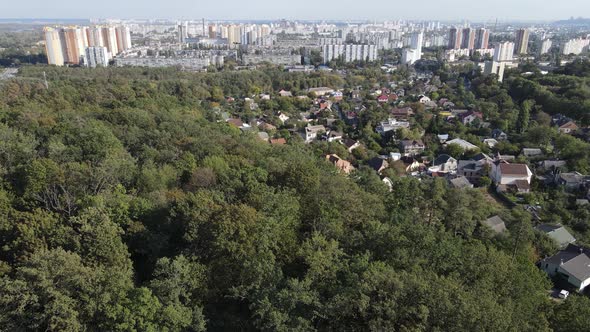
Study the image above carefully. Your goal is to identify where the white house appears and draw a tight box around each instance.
[491,162,533,192]
[428,154,458,174]
[305,125,326,143]
[541,244,590,292]
[418,95,431,104]
[376,118,410,135]
[278,113,290,124]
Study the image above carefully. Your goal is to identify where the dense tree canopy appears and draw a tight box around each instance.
[0,65,584,331]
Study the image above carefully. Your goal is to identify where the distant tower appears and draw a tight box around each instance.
[44,27,65,66]
[178,22,187,43]
[475,28,490,49]
[514,28,530,54]
[448,27,462,49]
[461,28,475,50]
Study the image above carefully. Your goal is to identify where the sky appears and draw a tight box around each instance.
[2,0,589,22]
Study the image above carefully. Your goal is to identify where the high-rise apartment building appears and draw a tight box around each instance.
[475,28,489,49]
[85,46,109,68]
[178,22,188,43]
[514,28,529,54]
[410,31,423,52]
[44,25,131,67]
[227,25,241,47]
[493,42,515,61]
[322,44,377,63]
[208,25,217,38]
[448,27,462,49]
[220,25,229,39]
[87,27,104,47]
[102,27,119,56]
[60,27,87,65]
[402,31,423,64]
[115,26,132,52]
[44,27,65,66]
[539,39,552,55]
[461,28,475,50]
[483,61,506,82]
[562,38,590,55]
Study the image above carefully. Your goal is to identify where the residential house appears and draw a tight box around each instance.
[445,138,479,151]
[390,152,402,161]
[318,99,332,110]
[401,140,426,156]
[539,160,567,170]
[376,118,410,135]
[259,94,271,100]
[344,111,359,127]
[491,162,533,193]
[390,107,414,120]
[483,138,499,148]
[331,91,343,101]
[521,148,543,158]
[553,114,579,134]
[556,172,590,191]
[258,121,277,131]
[226,118,244,128]
[341,138,361,153]
[308,87,334,96]
[270,138,287,145]
[438,98,450,107]
[537,224,574,248]
[457,153,493,184]
[257,132,270,142]
[325,154,355,174]
[438,134,449,143]
[396,156,423,173]
[278,113,290,124]
[498,155,516,162]
[305,124,326,143]
[450,109,469,117]
[491,129,508,140]
[558,121,579,135]
[418,95,431,104]
[326,130,343,142]
[368,157,389,174]
[429,154,458,174]
[459,111,483,125]
[278,90,292,97]
[439,98,456,109]
[377,94,389,103]
[481,215,507,234]
[541,244,590,292]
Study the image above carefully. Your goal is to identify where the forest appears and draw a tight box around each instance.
[0,65,589,331]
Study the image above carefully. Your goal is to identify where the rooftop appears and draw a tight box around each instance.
[499,163,531,176]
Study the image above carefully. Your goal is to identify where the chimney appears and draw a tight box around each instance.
[560,259,564,266]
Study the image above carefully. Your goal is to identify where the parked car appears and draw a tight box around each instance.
[558,290,570,299]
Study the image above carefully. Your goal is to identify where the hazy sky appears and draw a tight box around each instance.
[3,0,589,21]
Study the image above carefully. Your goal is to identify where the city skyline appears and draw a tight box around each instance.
[3,0,590,22]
